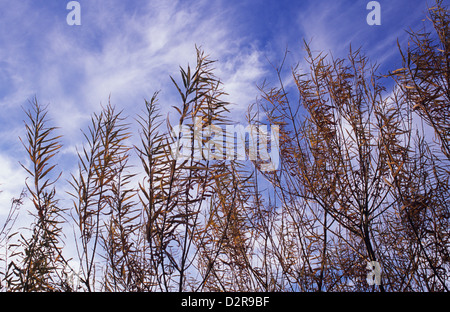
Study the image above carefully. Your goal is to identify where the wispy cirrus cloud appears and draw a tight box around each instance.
[0,0,270,215]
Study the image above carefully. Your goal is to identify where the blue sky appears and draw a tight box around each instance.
[0,0,434,216]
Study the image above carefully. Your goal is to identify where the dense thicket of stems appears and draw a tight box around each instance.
[0,1,448,292]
